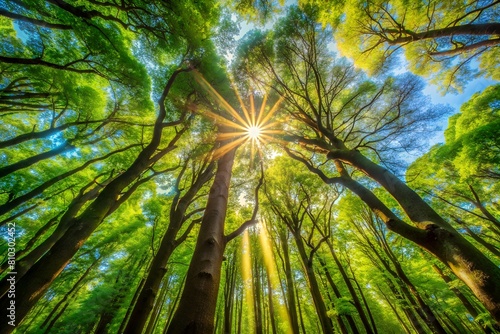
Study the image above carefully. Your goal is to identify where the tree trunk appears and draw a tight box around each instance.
[0,143,138,216]
[327,240,374,334]
[346,261,379,334]
[318,257,358,334]
[432,264,494,334]
[377,286,412,334]
[0,142,74,178]
[292,232,334,334]
[329,149,500,324]
[0,176,111,296]
[223,249,237,334]
[278,228,301,334]
[41,256,99,330]
[166,146,236,334]
[253,253,264,334]
[266,270,278,334]
[144,276,170,334]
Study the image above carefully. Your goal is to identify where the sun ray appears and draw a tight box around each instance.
[216,131,248,140]
[230,77,253,129]
[212,138,247,159]
[249,93,256,127]
[199,109,248,131]
[256,94,268,127]
[259,96,285,126]
[193,71,248,126]
[241,230,255,333]
[191,71,287,164]
[258,220,294,334]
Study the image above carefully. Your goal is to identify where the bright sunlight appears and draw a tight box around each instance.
[246,125,261,140]
[191,70,284,160]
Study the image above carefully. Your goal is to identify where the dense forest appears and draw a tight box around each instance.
[0,0,499,333]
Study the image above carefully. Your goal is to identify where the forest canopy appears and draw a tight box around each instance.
[0,1,499,333]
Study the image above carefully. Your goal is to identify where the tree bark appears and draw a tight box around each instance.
[166,146,236,334]
[327,240,374,334]
[0,142,75,179]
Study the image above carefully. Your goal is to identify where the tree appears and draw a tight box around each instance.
[1,2,499,333]
[233,5,500,325]
[303,0,500,92]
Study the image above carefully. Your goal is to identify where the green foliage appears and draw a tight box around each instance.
[307,0,500,92]
[1,2,499,333]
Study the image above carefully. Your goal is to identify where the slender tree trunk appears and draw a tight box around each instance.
[327,240,374,334]
[144,276,170,334]
[456,219,500,259]
[166,147,236,334]
[346,262,379,334]
[318,257,358,334]
[42,299,70,333]
[278,229,301,334]
[124,161,214,334]
[0,176,110,296]
[0,214,59,275]
[253,254,264,334]
[41,256,99,330]
[266,271,278,334]
[118,277,145,334]
[223,249,237,334]
[0,143,138,216]
[0,142,74,178]
[432,264,494,334]
[377,286,412,334]
[292,232,334,333]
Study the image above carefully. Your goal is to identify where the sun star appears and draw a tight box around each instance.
[247,126,262,140]
[191,70,285,161]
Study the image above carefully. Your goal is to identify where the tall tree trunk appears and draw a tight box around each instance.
[223,249,238,334]
[329,150,500,324]
[166,147,236,334]
[0,177,109,294]
[41,256,99,330]
[0,143,138,216]
[253,253,264,334]
[118,277,146,334]
[432,264,495,333]
[278,228,301,334]
[318,257,358,334]
[377,286,412,334]
[327,240,374,334]
[346,261,379,334]
[0,142,74,178]
[292,232,334,334]
[144,276,170,334]
[266,270,278,334]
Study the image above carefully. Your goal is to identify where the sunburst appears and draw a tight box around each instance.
[191,70,284,161]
